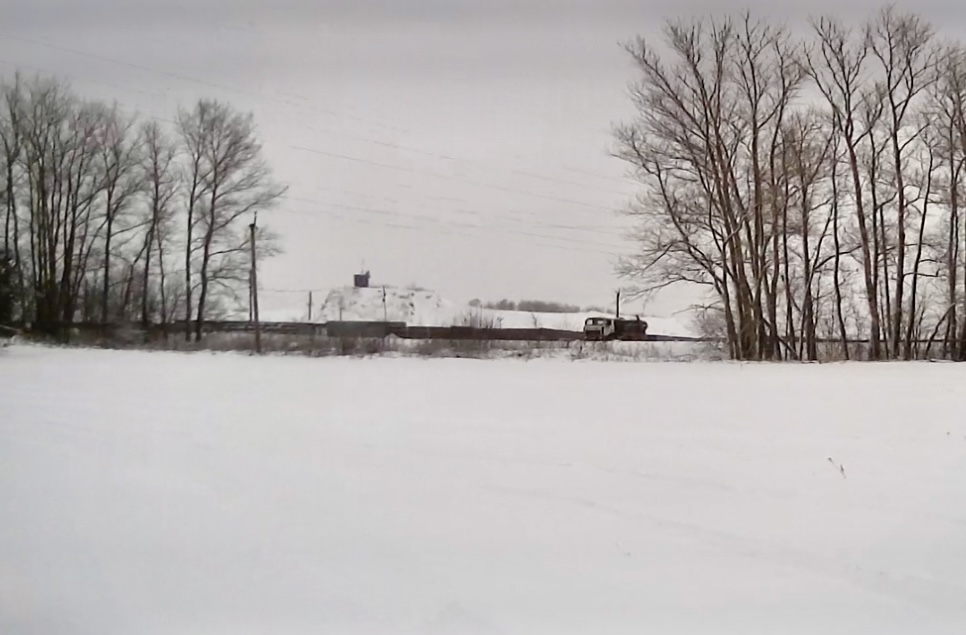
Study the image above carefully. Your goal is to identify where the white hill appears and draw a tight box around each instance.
[317,286,456,325]
[252,286,695,337]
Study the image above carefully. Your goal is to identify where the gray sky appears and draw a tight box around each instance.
[3,1,964,315]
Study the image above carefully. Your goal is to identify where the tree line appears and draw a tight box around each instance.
[615,4,966,360]
[0,72,286,341]
[469,298,588,313]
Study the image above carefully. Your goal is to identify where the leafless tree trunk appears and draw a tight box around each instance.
[806,17,885,358]
[829,132,851,358]
[177,102,210,342]
[139,120,178,327]
[903,121,938,359]
[59,102,107,325]
[783,111,836,360]
[0,75,23,322]
[867,6,936,358]
[931,46,966,359]
[96,104,142,323]
[861,98,893,357]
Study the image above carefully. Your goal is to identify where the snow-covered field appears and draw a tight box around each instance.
[2,345,965,634]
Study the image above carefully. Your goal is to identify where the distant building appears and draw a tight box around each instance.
[354,271,371,288]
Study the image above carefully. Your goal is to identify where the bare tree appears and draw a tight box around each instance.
[866,5,937,357]
[19,75,77,329]
[903,112,940,358]
[613,20,739,352]
[138,120,179,327]
[59,101,110,325]
[178,99,285,342]
[95,104,143,322]
[779,110,837,360]
[828,129,852,358]
[805,15,885,358]
[176,101,210,341]
[0,69,287,340]
[614,7,966,360]
[0,74,24,322]
[924,44,966,358]
[614,13,805,360]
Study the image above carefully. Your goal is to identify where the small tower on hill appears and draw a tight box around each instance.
[354,270,371,288]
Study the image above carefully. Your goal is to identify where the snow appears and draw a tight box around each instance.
[2,345,965,634]
[317,286,456,326]
[255,285,696,337]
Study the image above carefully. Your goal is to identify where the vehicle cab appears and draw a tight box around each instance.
[583,316,615,340]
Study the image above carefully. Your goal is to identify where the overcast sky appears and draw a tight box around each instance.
[3,1,965,315]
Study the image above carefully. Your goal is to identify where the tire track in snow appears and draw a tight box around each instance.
[477,481,966,619]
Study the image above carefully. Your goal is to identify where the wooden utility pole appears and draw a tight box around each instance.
[249,214,262,354]
[248,273,253,322]
[307,291,313,322]
[615,289,621,319]
[381,285,388,322]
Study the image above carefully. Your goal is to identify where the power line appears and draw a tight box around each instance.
[1,57,640,244]
[292,181,629,236]
[289,145,622,216]
[0,58,636,245]
[0,40,642,267]
[0,84,634,260]
[296,120,636,197]
[0,31,403,134]
[281,189,630,240]
[276,196,627,256]
[0,43,643,248]
[161,107,636,245]
[0,32,638,198]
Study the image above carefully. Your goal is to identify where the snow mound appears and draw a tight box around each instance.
[318,286,456,325]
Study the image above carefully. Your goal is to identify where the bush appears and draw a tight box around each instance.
[453,308,501,329]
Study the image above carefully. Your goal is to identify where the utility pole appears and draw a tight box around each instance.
[249,214,261,354]
[382,285,388,322]
[615,289,621,319]
[307,291,313,322]
[248,272,253,322]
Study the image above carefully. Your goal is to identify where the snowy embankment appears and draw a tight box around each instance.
[257,286,696,338]
[2,345,965,634]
